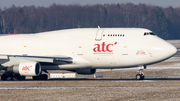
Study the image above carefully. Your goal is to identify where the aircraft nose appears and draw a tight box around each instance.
[169,45,177,56]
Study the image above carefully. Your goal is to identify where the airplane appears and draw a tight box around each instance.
[0,27,177,81]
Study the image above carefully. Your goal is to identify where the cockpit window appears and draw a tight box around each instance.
[150,32,156,35]
[144,32,156,36]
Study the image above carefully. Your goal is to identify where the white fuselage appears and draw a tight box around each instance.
[0,28,177,70]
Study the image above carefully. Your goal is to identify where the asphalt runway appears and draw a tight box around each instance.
[1,79,180,100]
[3,78,180,81]
[1,65,180,101]
[0,77,179,81]
[1,68,180,101]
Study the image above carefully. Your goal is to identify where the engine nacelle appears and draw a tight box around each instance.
[7,62,41,76]
[76,69,96,75]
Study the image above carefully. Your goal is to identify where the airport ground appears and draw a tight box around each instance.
[0,40,180,101]
[1,70,180,101]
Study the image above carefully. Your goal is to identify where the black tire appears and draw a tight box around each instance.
[18,76,26,80]
[32,76,39,80]
[6,76,13,81]
[140,74,144,80]
[136,74,144,80]
[33,74,48,80]
[13,74,26,81]
[1,75,7,81]
[136,74,141,80]
[12,76,19,81]
[41,74,48,80]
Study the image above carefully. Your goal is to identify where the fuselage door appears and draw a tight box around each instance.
[95,29,104,41]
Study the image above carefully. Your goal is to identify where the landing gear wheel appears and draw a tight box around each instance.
[1,74,7,81]
[136,66,146,80]
[136,74,141,80]
[136,74,144,80]
[18,76,26,80]
[33,74,48,80]
[1,73,26,81]
[141,74,144,80]
[3,73,13,81]
[13,74,26,81]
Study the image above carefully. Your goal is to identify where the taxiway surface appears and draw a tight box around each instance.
[1,80,180,101]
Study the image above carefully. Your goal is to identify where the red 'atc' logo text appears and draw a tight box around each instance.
[93,42,117,54]
[22,65,32,71]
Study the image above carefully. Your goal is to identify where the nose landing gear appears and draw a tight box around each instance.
[136,66,146,80]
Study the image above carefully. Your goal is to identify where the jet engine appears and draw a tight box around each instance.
[7,62,41,76]
[76,69,96,75]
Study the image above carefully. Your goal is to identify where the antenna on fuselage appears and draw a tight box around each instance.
[98,26,100,28]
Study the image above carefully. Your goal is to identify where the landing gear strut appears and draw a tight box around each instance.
[136,66,146,80]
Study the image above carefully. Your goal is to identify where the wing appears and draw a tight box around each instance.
[0,55,73,65]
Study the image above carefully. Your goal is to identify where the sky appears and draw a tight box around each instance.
[0,0,180,9]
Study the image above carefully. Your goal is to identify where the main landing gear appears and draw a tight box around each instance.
[136,66,146,80]
[1,72,48,81]
[1,72,26,81]
[32,70,49,80]
[32,74,48,80]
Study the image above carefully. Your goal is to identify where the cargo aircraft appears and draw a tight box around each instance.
[0,28,177,80]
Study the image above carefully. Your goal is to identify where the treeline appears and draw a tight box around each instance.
[0,3,180,39]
